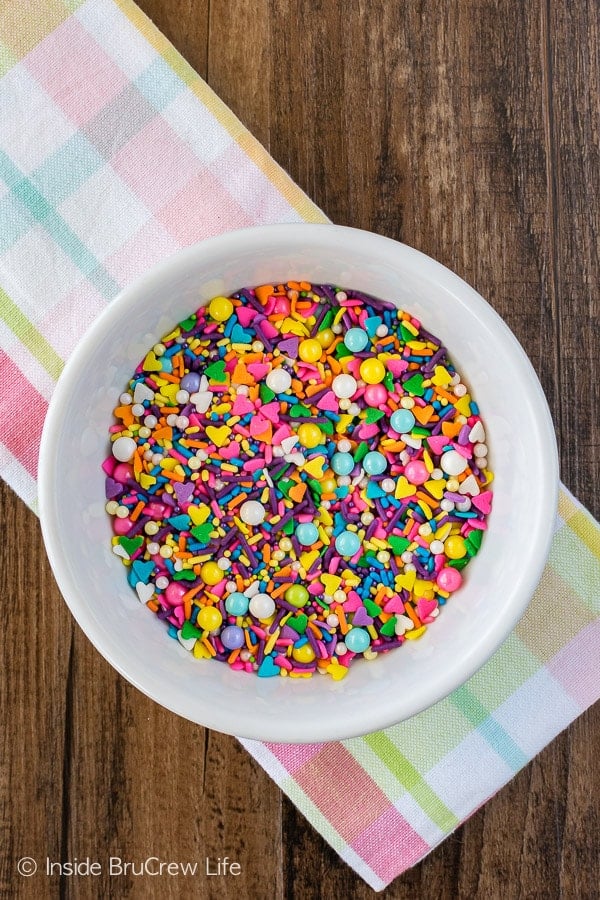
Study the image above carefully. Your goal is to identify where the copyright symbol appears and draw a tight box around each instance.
[17,857,37,876]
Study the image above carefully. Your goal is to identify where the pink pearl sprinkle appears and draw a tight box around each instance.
[404,460,429,485]
[165,582,188,606]
[363,384,387,406]
[113,517,133,535]
[437,567,463,592]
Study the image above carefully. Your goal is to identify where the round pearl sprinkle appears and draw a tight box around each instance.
[220,625,245,650]
[249,593,276,620]
[404,460,429,485]
[200,561,223,586]
[111,436,137,462]
[345,628,371,653]
[239,499,266,526]
[285,584,309,607]
[331,451,354,475]
[444,536,467,559]
[363,384,387,407]
[196,605,223,631]
[208,296,234,322]
[335,530,361,557]
[390,408,416,433]
[359,358,386,384]
[106,281,493,681]
[440,449,469,476]
[296,523,319,546]
[298,338,322,363]
[331,373,357,399]
[297,423,323,449]
[344,327,369,352]
[225,592,250,616]
[265,368,292,394]
[363,450,387,476]
[437,567,463,592]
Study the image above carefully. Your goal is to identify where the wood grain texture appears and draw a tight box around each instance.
[1,0,598,897]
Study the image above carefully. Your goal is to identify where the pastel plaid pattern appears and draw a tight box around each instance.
[0,1,598,890]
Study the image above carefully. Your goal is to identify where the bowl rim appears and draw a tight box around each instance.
[38,223,559,742]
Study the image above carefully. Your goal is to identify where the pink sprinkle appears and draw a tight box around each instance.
[356,423,380,439]
[275,655,292,670]
[385,358,408,377]
[316,391,339,412]
[235,306,255,327]
[102,457,117,475]
[232,396,254,416]
[272,424,293,444]
[242,458,264,473]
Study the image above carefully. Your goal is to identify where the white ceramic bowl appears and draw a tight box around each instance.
[38,224,558,743]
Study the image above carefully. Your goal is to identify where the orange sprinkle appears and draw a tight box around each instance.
[255,284,274,304]
[227,492,247,510]
[129,499,145,522]
[405,604,422,629]
[307,621,323,639]
[157,372,179,383]
[227,648,241,665]
[147,600,159,613]
[334,604,349,635]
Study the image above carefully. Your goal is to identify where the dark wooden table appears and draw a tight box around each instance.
[2,1,599,897]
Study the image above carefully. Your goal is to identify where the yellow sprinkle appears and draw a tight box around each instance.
[404,626,427,640]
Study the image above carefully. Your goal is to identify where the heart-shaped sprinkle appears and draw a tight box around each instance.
[326,661,348,680]
[112,543,130,559]
[459,474,480,496]
[190,390,213,413]
[232,395,254,416]
[472,490,493,514]
[394,614,414,635]
[105,477,123,499]
[204,360,227,382]
[416,597,438,620]
[247,363,270,380]
[278,337,299,357]
[352,605,374,626]
[191,523,213,544]
[231,324,253,344]
[287,614,308,634]
[341,592,362,612]
[188,504,211,526]
[249,414,269,438]
[316,391,339,412]
[383,595,405,614]
[173,481,194,504]
[135,581,155,603]
[235,307,256,327]
[132,560,155,583]
[395,476,416,500]
[396,569,416,591]
[206,425,231,447]
[259,402,280,423]
[133,382,155,404]
[469,421,485,443]
[118,535,143,556]
[257,654,280,677]
[380,616,397,636]
[142,350,162,372]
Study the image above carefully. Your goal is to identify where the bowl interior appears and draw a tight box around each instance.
[39,224,558,742]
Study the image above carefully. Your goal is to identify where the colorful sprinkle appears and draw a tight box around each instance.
[105,282,494,678]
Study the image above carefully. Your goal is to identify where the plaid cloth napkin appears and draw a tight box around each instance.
[1,0,598,890]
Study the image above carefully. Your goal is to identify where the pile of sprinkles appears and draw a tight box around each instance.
[104,281,493,680]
